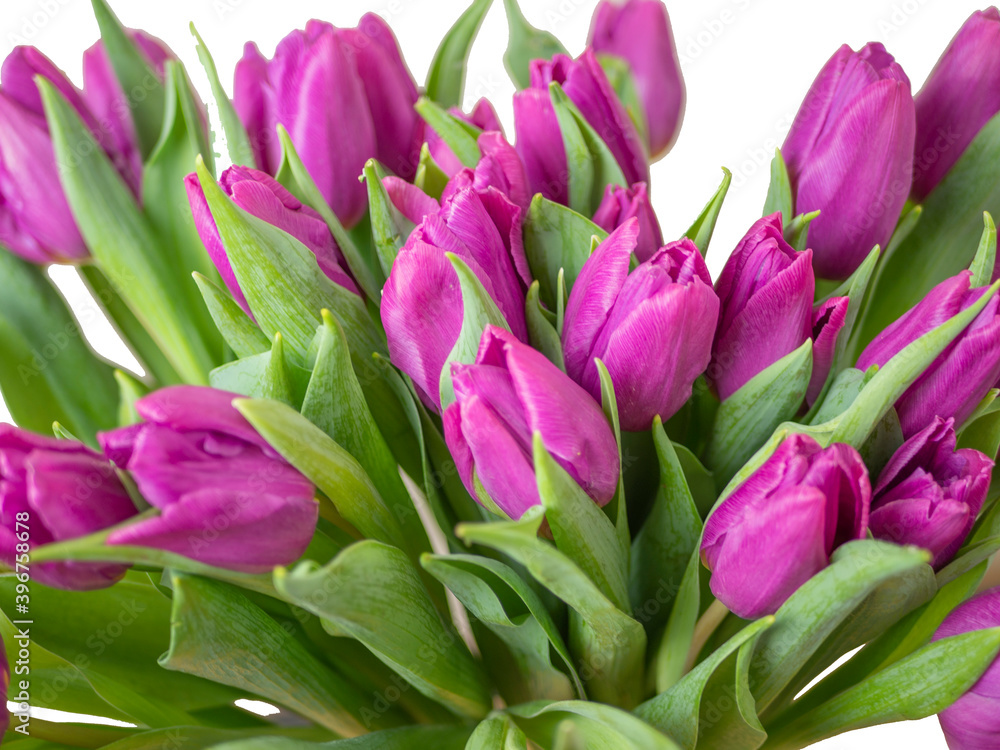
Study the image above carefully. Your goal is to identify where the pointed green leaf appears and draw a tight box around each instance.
[502,0,567,89]
[826,245,880,377]
[115,369,148,426]
[762,149,792,224]
[596,360,630,557]
[970,211,997,287]
[466,715,529,750]
[275,541,491,719]
[364,158,416,279]
[426,0,494,107]
[525,280,565,369]
[509,701,681,750]
[415,97,482,168]
[684,168,732,256]
[193,272,270,359]
[415,142,451,200]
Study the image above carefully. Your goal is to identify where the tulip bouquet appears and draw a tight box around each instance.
[4,0,1000,748]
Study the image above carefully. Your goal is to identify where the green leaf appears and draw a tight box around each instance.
[0,252,118,443]
[274,541,492,719]
[536,434,630,611]
[684,168,732,256]
[303,311,430,558]
[747,540,932,715]
[631,418,703,635]
[160,573,398,735]
[969,211,997,287]
[193,157,384,364]
[210,332,298,406]
[703,340,812,486]
[415,142,451,200]
[653,550,705,693]
[523,194,608,309]
[191,23,256,168]
[276,127,383,299]
[596,360,630,559]
[672,442,717,519]
[466,715,529,750]
[762,149,792,225]
[115,369,148,425]
[363,159,416,280]
[938,535,1000,587]
[785,210,821,253]
[502,0,567,89]
[549,81,628,215]
[525,281,565,369]
[421,553,583,702]
[508,701,682,750]
[764,628,1000,750]
[855,110,1000,352]
[234,397,406,548]
[597,54,648,149]
[39,79,217,384]
[415,97,482,168]
[426,0,494,108]
[637,617,773,750]
[439,253,512,408]
[208,727,475,750]
[89,0,165,158]
[193,272,270,359]
[98,726,334,750]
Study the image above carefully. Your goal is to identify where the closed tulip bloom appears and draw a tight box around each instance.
[912,8,1000,201]
[185,165,359,317]
[933,587,1000,749]
[592,182,662,262]
[857,271,1000,437]
[588,0,685,158]
[234,16,419,227]
[562,220,719,431]
[869,417,992,569]
[98,386,318,573]
[709,214,815,401]
[381,185,530,410]
[701,434,871,619]
[782,43,915,280]
[514,49,649,206]
[443,326,620,519]
[809,295,850,405]
[0,425,137,590]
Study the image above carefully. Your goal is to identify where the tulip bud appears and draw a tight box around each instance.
[562,220,719,431]
[234,16,419,227]
[933,586,1000,749]
[912,8,1000,201]
[592,182,662,262]
[701,434,871,619]
[809,295,850,405]
[0,425,137,590]
[587,0,685,158]
[857,271,1000,437]
[513,49,648,207]
[381,184,530,410]
[443,325,620,520]
[869,417,992,569]
[709,214,816,401]
[98,386,318,573]
[185,165,359,317]
[782,43,915,280]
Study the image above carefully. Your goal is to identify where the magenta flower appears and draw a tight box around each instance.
[592,182,662,263]
[933,586,1000,749]
[98,386,317,573]
[185,165,359,317]
[782,42,915,280]
[0,425,136,591]
[857,271,1000,437]
[443,326,620,520]
[912,8,1000,201]
[381,184,531,410]
[513,49,648,207]
[588,0,685,157]
[870,417,992,569]
[562,220,719,431]
[234,15,419,227]
[701,434,871,619]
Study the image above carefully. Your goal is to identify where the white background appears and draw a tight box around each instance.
[2,0,989,745]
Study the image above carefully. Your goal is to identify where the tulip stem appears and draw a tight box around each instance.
[684,598,731,673]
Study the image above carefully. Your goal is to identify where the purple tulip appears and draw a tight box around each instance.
[912,8,1000,201]
[98,386,318,573]
[381,184,531,410]
[443,325,620,520]
[587,0,685,158]
[513,49,649,207]
[809,295,850,405]
[869,417,992,569]
[782,43,915,280]
[709,214,816,401]
[562,220,719,431]
[234,15,420,227]
[857,271,1000,437]
[0,425,137,591]
[701,434,871,619]
[185,165,359,317]
[592,182,662,263]
[933,586,1000,749]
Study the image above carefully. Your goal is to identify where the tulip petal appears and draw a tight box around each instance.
[383,176,440,225]
[808,295,849,404]
[514,87,569,206]
[233,41,273,172]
